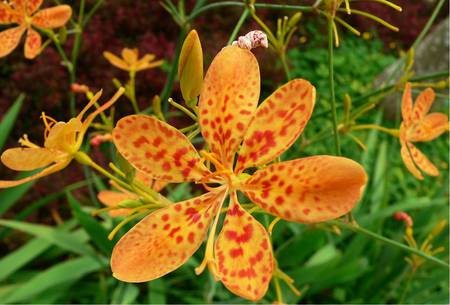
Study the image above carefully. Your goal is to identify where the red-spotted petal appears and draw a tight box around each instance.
[31,5,72,29]
[401,140,439,180]
[0,159,71,188]
[242,156,367,223]
[0,3,23,24]
[412,87,435,122]
[401,83,413,127]
[111,192,222,282]
[24,28,41,59]
[0,26,25,58]
[113,115,210,183]
[236,79,315,172]
[214,192,273,301]
[26,0,43,14]
[408,113,449,142]
[198,46,260,168]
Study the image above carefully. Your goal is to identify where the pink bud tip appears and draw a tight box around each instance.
[71,83,90,94]
[394,211,413,227]
[232,30,269,50]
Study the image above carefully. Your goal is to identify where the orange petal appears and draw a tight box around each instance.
[97,190,136,217]
[412,87,435,122]
[0,160,70,188]
[121,48,138,66]
[103,51,130,71]
[24,28,41,59]
[400,141,423,180]
[31,5,72,29]
[25,0,43,14]
[243,156,367,223]
[401,83,413,127]
[214,192,273,301]
[151,180,167,192]
[236,79,315,172]
[0,26,25,58]
[198,46,260,168]
[111,192,222,282]
[1,147,61,171]
[113,115,210,183]
[0,3,23,24]
[408,113,449,142]
[401,141,439,179]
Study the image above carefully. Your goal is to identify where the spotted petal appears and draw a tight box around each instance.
[111,192,223,282]
[26,0,43,14]
[0,159,70,188]
[0,26,25,58]
[24,28,41,59]
[243,156,367,223]
[408,113,449,142]
[31,5,72,29]
[214,192,273,301]
[198,46,260,168]
[401,83,413,127]
[1,147,63,171]
[0,3,23,24]
[400,140,439,180]
[236,79,315,172]
[412,87,434,123]
[113,115,210,183]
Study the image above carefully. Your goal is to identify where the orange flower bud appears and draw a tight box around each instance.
[394,211,413,227]
[178,30,203,102]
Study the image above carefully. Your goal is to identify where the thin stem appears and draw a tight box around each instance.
[227,8,249,45]
[280,52,292,81]
[411,0,446,50]
[329,220,449,268]
[82,0,105,27]
[168,98,197,121]
[129,72,140,113]
[350,124,399,137]
[273,276,284,304]
[327,19,341,156]
[339,8,399,32]
[399,268,415,303]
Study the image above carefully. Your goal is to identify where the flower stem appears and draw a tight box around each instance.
[227,8,249,45]
[327,19,341,156]
[280,52,292,81]
[350,124,399,137]
[328,220,449,268]
[128,71,140,113]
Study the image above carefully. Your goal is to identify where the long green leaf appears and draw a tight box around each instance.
[0,220,97,259]
[67,192,113,255]
[3,256,104,303]
[0,93,24,150]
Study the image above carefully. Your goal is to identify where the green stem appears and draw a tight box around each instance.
[350,124,399,137]
[129,72,140,113]
[329,220,449,268]
[327,19,341,156]
[280,52,291,81]
[227,8,249,45]
[411,0,446,50]
[399,268,415,304]
[188,2,313,21]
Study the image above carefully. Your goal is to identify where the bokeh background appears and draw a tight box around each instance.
[0,0,448,303]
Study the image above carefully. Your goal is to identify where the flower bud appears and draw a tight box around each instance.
[178,30,203,102]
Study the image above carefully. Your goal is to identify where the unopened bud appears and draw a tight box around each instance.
[71,83,89,94]
[232,30,268,50]
[394,211,413,227]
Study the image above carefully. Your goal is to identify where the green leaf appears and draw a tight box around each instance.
[67,192,113,255]
[0,93,24,150]
[148,279,166,304]
[0,219,98,259]
[3,256,104,303]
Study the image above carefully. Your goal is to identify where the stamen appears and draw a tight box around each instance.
[332,21,340,47]
[195,190,227,276]
[200,151,226,172]
[342,9,399,32]
[41,112,57,139]
[108,210,149,240]
[18,134,40,148]
[268,217,281,235]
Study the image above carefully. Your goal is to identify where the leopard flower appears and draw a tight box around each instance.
[399,83,449,180]
[103,48,163,73]
[111,46,367,301]
[0,88,124,188]
[0,0,72,59]
[98,172,167,217]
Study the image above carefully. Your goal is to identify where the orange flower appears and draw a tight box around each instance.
[0,0,72,59]
[111,46,367,300]
[0,88,124,188]
[103,48,163,73]
[400,83,449,180]
[98,172,167,217]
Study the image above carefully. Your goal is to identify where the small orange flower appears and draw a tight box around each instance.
[0,88,124,188]
[0,0,72,59]
[400,83,449,180]
[98,172,167,218]
[103,48,163,73]
[110,46,367,300]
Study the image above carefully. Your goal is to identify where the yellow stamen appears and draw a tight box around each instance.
[332,20,340,47]
[195,190,227,276]
[108,210,149,240]
[334,16,361,36]
[344,0,351,14]
[18,134,40,148]
[268,217,281,235]
[342,9,399,32]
